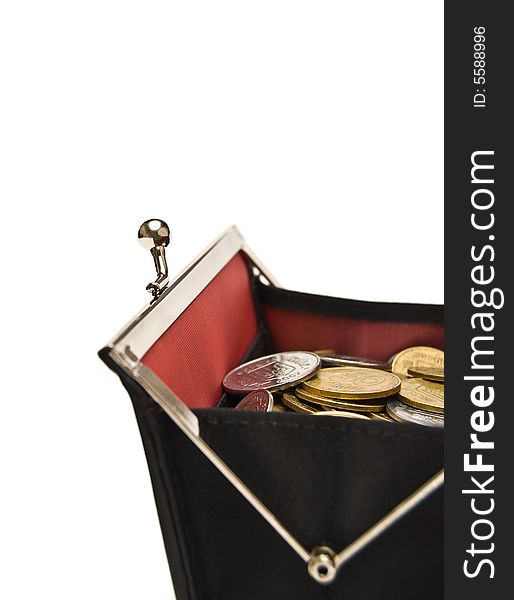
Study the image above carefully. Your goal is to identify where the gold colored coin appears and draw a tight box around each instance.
[407,366,444,382]
[369,412,395,423]
[296,386,386,412]
[391,346,444,378]
[315,410,370,420]
[282,392,318,414]
[302,367,401,400]
[398,378,444,414]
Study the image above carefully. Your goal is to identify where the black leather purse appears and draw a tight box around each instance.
[99,221,443,600]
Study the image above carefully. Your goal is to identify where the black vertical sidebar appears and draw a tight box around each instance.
[445,2,512,598]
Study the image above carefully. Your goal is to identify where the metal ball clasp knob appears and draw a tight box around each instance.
[138,219,171,298]
[138,219,171,250]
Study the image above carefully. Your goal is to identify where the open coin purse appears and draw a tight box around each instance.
[99,225,444,600]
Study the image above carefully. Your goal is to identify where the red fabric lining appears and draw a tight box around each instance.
[142,253,258,409]
[262,306,444,360]
[142,253,444,408]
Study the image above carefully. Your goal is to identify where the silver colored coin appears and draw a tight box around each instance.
[319,354,391,371]
[223,351,321,395]
[386,397,444,428]
[235,390,274,412]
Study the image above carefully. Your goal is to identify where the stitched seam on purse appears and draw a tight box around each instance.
[201,418,443,443]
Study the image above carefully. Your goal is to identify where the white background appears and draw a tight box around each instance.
[0,2,442,598]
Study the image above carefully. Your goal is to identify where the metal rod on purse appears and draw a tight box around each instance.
[333,469,444,570]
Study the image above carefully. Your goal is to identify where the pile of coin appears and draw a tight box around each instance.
[223,346,445,428]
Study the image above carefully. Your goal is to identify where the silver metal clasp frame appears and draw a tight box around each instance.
[138,219,171,298]
[102,221,444,585]
[308,469,444,584]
